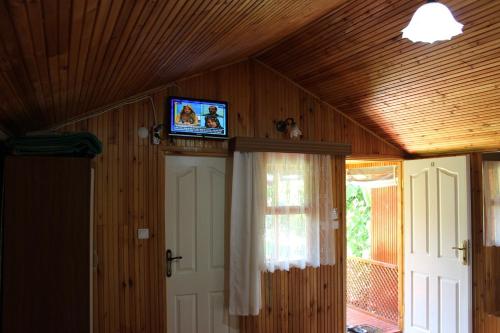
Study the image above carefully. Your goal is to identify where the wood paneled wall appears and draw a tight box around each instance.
[58,58,500,333]
[484,247,500,317]
[65,106,166,333]
[63,60,403,333]
[470,153,500,333]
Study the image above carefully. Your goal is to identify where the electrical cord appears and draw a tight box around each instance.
[49,95,158,131]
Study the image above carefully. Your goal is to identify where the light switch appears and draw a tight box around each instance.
[137,228,150,240]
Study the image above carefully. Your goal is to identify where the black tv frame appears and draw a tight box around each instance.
[166,96,229,140]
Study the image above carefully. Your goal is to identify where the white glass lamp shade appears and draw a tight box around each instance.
[402,1,463,43]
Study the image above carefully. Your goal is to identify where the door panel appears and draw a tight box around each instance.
[176,295,197,333]
[166,156,238,333]
[436,168,459,259]
[177,168,197,272]
[439,277,459,333]
[411,271,429,332]
[404,156,471,333]
[409,169,430,255]
[209,167,225,270]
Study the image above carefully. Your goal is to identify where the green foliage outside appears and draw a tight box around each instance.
[346,183,371,258]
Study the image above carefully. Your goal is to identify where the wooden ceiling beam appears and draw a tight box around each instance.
[0,0,348,133]
[259,0,500,154]
[262,0,482,78]
[314,35,500,100]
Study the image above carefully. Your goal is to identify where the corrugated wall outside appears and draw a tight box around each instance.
[371,185,398,265]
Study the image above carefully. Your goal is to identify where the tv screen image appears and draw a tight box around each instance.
[167,97,228,139]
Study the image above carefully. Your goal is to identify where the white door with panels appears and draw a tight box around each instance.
[165,156,238,333]
[404,156,471,333]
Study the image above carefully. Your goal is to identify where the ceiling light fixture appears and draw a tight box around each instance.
[402,0,463,43]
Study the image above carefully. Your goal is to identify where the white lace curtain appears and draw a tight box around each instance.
[264,152,337,271]
[483,161,500,246]
[229,151,337,316]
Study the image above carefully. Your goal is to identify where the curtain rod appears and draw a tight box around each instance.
[228,137,351,156]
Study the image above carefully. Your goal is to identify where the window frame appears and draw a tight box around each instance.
[483,153,500,247]
[264,158,312,266]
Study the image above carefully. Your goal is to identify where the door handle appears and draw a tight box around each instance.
[166,249,183,277]
[452,240,469,266]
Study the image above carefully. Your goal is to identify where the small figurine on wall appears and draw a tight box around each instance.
[276,117,302,140]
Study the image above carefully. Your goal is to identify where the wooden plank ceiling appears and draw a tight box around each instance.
[257,0,500,155]
[0,0,346,134]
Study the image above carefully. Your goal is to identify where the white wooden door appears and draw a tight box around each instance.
[165,156,238,333]
[404,156,471,333]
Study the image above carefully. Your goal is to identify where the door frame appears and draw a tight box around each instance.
[402,155,473,333]
[397,161,405,330]
[162,147,231,333]
[345,158,405,330]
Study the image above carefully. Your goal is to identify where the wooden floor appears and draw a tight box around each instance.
[347,306,400,333]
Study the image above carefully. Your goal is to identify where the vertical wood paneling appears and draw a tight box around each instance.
[470,153,500,333]
[64,60,402,333]
[63,104,166,333]
[484,247,500,317]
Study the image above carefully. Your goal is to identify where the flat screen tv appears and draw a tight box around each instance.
[167,96,228,139]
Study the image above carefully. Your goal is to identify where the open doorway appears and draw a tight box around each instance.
[345,160,403,333]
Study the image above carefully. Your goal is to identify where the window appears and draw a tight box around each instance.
[263,153,336,272]
[229,151,338,315]
[483,160,500,246]
[265,155,307,270]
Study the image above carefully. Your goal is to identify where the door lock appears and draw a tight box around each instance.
[452,240,469,265]
[166,249,183,277]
